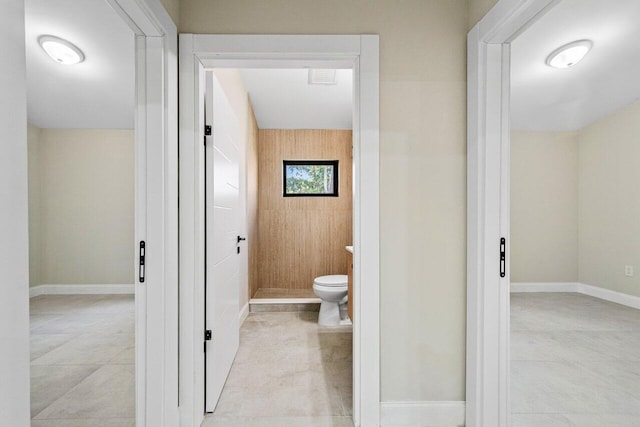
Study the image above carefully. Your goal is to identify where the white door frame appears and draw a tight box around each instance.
[81,1,179,425]
[179,34,380,427]
[466,1,561,426]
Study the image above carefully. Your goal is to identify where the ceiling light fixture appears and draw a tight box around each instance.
[546,40,593,69]
[38,35,85,65]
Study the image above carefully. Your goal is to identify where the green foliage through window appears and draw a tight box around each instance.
[283,161,338,197]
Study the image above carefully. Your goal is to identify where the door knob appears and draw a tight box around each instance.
[237,236,246,243]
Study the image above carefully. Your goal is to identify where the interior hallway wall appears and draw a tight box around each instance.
[257,129,352,292]
[510,131,579,283]
[180,0,469,401]
[578,99,640,296]
[468,0,500,29]
[159,0,180,28]
[35,129,134,286]
[211,69,259,309]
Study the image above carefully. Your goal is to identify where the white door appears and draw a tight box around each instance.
[205,72,241,412]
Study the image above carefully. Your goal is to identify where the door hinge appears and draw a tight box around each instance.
[500,237,506,278]
[205,125,212,136]
[138,241,146,283]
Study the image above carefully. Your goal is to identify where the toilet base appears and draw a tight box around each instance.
[318,301,340,326]
[318,301,342,326]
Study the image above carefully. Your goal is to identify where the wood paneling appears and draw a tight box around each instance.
[247,98,260,299]
[256,129,352,291]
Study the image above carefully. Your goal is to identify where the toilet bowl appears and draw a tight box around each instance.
[313,275,348,326]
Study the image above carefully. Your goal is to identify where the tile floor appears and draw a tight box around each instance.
[32,291,634,426]
[30,295,135,426]
[202,311,353,427]
[511,292,640,427]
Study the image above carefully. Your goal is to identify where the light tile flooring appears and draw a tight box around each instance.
[511,292,640,427]
[33,292,635,426]
[202,311,353,427]
[30,295,135,426]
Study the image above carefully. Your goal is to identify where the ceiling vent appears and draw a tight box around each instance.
[308,69,337,85]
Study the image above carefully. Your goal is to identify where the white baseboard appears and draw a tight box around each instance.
[511,282,640,310]
[380,401,465,427]
[239,302,249,325]
[510,282,580,293]
[579,283,640,310]
[30,284,135,298]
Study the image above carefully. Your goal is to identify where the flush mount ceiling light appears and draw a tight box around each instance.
[308,69,337,85]
[38,35,85,65]
[546,40,593,69]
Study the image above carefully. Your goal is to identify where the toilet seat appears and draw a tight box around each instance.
[313,275,347,287]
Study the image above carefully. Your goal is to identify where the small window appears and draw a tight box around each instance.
[283,160,339,197]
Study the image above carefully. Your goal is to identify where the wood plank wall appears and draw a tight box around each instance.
[255,129,352,293]
[247,97,260,299]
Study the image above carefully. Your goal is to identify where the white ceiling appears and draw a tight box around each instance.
[511,0,640,131]
[239,69,353,130]
[25,0,134,129]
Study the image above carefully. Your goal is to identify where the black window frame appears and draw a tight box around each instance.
[282,160,339,197]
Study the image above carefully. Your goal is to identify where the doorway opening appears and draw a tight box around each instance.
[179,34,380,427]
[509,0,640,424]
[25,0,136,422]
[203,67,355,422]
[467,0,640,426]
[15,0,178,425]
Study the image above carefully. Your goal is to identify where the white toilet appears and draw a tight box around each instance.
[313,275,348,326]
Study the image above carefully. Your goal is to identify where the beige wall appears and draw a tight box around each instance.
[211,69,259,311]
[159,0,180,26]
[511,131,579,283]
[468,0,499,29]
[512,100,640,297]
[257,130,352,293]
[579,100,640,296]
[181,0,468,401]
[28,123,42,286]
[32,129,135,285]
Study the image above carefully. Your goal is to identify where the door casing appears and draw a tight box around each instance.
[108,1,179,425]
[178,34,380,427]
[466,1,562,426]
